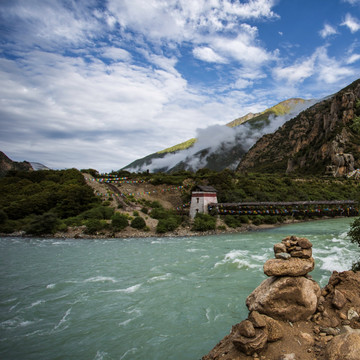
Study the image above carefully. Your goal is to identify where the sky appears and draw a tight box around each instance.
[0,0,360,173]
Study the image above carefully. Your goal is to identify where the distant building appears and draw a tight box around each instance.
[189,185,218,219]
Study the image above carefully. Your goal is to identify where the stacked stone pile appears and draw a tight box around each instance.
[232,236,321,355]
[203,236,360,360]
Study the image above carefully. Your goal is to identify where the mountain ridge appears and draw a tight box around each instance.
[237,78,360,176]
[123,98,312,173]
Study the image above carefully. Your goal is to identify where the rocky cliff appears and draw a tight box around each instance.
[0,151,33,177]
[202,236,360,360]
[238,79,360,176]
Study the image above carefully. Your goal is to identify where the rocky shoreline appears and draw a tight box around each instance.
[202,236,360,360]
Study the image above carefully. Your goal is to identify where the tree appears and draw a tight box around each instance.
[131,216,146,229]
[111,213,128,231]
[347,217,360,270]
[26,211,60,235]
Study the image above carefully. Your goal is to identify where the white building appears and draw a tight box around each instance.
[189,185,218,219]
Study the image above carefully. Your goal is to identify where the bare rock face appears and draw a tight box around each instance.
[264,257,314,277]
[232,327,268,355]
[325,328,360,360]
[246,276,321,322]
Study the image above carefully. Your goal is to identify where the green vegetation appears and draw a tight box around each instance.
[192,213,216,231]
[131,216,146,230]
[347,218,360,271]
[148,202,183,233]
[111,213,129,231]
[0,169,100,235]
[157,138,197,154]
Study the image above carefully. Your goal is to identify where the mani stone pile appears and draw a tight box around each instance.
[264,235,314,277]
[232,236,321,356]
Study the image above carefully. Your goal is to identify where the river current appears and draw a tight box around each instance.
[0,218,359,360]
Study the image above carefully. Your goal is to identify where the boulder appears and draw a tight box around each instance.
[332,289,347,310]
[274,242,287,254]
[297,237,312,249]
[263,257,315,277]
[248,311,266,328]
[262,315,283,342]
[275,252,291,260]
[237,320,255,338]
[232,328,268,356]
[289,248,312,259]
[325,329,360,360]
[246,276,321,322]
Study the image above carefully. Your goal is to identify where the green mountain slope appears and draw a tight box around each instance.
[123,98,310,173]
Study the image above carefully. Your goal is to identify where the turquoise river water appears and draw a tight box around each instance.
[0,218,359,360]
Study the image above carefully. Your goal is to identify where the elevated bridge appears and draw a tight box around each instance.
[209,200,358,217]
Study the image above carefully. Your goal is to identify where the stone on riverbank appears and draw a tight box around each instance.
[246,276,321,321]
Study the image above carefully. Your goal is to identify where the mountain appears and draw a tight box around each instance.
[123,98,312,173]
[237,78,360,176]
[0,151,33,177]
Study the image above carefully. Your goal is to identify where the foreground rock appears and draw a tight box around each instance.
[202,236,360,360]
[246,276,320,321]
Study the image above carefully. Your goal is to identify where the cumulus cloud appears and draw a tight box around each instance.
[341,13,360,33]
[319,24,338,38]
[193,47,228,63]
[273,57,315,83]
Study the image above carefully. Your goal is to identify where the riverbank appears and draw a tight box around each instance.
[1,216,353,240]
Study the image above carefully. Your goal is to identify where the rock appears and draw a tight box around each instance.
[319,327,339,336]
[238,320,256,338]
[248,311,266,328]
[289,248,312,259]
[263,257,315,277]
[297,237,312,249]
[299,332,315,346]
[279,354,296,360]
[325,331,360,360]
[275,252,291,260]
[246,276,321,322]
[262,315,283,342]
[339,312,347,320]
[232,329,268,356]
[348,308,359,320]
[274,242,287,254]
[332,289,347,309]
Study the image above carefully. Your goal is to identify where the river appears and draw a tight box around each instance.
[0,218,359,360]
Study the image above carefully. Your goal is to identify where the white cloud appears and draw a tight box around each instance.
[319,24,338,38]
[342,0,360,4]
[341,13,360,33]
[193,47,228,63]
[316,48,354,84]
[346,53,360,64]
[273,57,315,83]
[101,47,132,62]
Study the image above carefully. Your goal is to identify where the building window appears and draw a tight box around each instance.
[197,198,199,203]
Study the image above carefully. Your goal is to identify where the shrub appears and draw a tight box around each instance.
[133,210,139,217]
[84,219,105,234]
[224,216,240,228]
[0,209,8,225]
[26,211,60,235]
[131,216,146,230]
[156,216,180,233]
[111,213,128,231]
[252,216,264,226]
[192,213,216,231]
[141,207,148,214]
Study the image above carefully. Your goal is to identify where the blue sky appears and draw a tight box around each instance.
[0,0,359,172]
